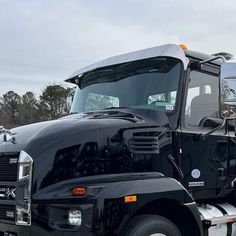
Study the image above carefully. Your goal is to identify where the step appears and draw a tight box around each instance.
[203,215,236,226]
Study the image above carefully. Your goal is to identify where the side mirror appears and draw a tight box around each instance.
[220,61,236,119]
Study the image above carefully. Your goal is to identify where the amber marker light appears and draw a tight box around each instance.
[124,195,137,203]
[179,44,188,50]
[72,187,87,196]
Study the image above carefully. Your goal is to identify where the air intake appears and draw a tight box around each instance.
[128,136,159,154]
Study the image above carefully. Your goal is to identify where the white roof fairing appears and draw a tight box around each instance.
[66,44,189,83]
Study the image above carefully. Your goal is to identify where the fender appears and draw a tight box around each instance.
[33,172,203,236]
[93,174,203,236]
[33,172,191,202]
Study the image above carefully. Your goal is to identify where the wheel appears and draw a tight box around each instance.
[123,215,182,236]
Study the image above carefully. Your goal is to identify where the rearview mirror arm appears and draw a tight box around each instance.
[199,55,226,65]
[190,55,226,70]
[195,118,227,141]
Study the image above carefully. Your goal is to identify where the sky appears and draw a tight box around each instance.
[1,0,236,96]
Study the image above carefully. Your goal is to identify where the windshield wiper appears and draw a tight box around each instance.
[102,106,131,110]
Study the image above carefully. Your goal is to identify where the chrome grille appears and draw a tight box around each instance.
[0,154,18,182]
[0,232,17,236]
[0,204,15,221]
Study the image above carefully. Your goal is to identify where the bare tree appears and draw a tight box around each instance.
[0,85,73,128]
[0,91,21,128]
[38,85,73,120]
[19,92,40,125]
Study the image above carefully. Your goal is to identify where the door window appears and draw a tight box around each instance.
[185,71,219,127]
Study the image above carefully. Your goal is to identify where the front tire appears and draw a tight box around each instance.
[124,215,182,236]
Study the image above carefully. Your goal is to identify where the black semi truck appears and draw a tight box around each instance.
[1,44,236,236]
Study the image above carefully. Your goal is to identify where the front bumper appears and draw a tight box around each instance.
[0,203,95,236]
[0,222,96,236]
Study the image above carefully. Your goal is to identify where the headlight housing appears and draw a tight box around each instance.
[16,150,33,226]
[18,151,33,181]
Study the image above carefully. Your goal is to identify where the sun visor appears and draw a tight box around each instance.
[66,44,189,84]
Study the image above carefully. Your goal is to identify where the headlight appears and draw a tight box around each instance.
[18,151,33,181]
[68,210,82,226]
[16,150,33,226]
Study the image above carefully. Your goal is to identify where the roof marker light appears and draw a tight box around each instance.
[179,44,188,50]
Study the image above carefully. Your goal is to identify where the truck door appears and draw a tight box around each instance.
[181,67,230,199]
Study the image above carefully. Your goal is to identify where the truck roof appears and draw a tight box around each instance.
[185,49,223,66]
[66,44,188,83]
[66,44,226,84]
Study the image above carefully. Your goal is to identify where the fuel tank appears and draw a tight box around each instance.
[198,203,236,236]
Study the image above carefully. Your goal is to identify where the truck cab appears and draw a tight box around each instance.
[1,44,236,236]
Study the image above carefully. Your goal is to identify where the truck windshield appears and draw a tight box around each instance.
[71,57,182,113]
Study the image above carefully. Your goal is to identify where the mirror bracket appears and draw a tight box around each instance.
[189,61,201,70]
[195,119,227,141]
[199,55,226,65]
[190,55,226,71]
